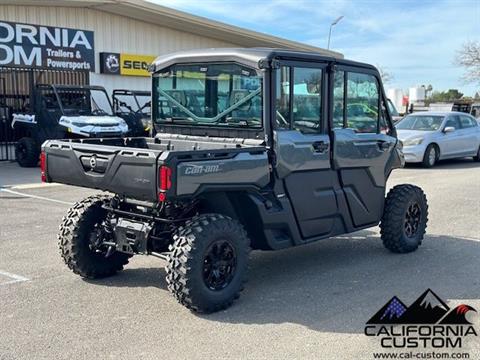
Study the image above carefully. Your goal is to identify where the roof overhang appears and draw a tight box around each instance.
[0,0,343,58]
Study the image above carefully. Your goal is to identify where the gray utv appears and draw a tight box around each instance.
[43,48,428,313]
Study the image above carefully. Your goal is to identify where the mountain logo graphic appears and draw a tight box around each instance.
[367,289,477,325]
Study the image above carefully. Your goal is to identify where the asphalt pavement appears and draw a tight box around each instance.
[0,159,479,359]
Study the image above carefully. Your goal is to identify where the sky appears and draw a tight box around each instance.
[151,0,479,96]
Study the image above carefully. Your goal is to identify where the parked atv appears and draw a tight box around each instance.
[12,84,129,167]
[43,48,428,313]
[112,89,152,137]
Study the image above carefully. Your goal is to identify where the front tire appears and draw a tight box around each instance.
[15,137,39,167]
[166,214,251,313]
[422,144,437,168]
[58,195,130,279]
[380,184,428,253]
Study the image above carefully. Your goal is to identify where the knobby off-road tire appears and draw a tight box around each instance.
[15,137,39,167]
[166,214,251,313]
[380,184,428,253]
[58,195,130,279]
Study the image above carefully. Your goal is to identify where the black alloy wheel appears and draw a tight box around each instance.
[203,239,237,291]
[404,202,421,238]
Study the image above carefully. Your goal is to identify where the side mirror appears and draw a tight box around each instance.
[443,126,455,133]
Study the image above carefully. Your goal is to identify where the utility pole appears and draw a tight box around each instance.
[327,16,344,50]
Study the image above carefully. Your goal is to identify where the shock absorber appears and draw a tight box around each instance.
[104,197,121,233]
[103,197,120,257]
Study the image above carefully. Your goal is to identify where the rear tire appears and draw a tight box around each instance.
[422,144,437,168]
[58,195,130,279]
[473,146,480,162]
[15,137,39,167]
[166,214,251,313]
[380,184,428,253]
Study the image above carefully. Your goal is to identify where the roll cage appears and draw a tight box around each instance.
[34,84,114,116]
[112,89,151,115]
[150,48,395,141]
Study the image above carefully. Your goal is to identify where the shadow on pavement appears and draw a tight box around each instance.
[85,266,167,289]
[90,230,480,333]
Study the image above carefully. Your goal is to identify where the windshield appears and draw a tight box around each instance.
[396,115,444,131]
[387,99,399,116]
[55,88,113,116]
[114,93,151,116]
[153,63,262,128]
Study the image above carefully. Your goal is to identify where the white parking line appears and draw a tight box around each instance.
[0,270,30,286]
[12,182,63,190]
[0,188,73,206]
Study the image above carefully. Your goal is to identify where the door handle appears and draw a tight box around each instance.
[312,141,329,153]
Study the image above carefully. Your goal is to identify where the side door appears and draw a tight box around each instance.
[459,115,478,154]
[441,115,463,156]
[331,66,397,228]
[273,61,341,239]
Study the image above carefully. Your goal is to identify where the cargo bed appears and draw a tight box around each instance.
[42,134,268,202]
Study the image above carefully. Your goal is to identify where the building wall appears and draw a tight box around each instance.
[0,5,241,95]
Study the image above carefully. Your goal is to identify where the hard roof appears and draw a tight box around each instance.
[2,0,343,58]
[406,111,468,116]
[151,48,376,72]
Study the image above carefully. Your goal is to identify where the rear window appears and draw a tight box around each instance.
[153,63,262,129]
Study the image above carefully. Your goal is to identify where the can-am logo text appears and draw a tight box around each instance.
[184,164,220,175]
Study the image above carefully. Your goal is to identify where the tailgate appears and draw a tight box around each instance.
[43,140,160,201]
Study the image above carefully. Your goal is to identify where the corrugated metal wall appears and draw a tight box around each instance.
[0,5,241,94]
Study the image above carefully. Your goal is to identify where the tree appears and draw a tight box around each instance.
[425,84,433,98]
[430,89,464,102]
[376,64,394,84]
[455,41,480,85]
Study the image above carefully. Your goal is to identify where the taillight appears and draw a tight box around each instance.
[40,151,47,182]
[158,165,172,202]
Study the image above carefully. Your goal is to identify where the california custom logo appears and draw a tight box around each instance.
[365,289,477,348]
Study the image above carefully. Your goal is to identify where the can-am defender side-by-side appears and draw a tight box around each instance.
[43,48,429,313]
[12,84,129,167]
[112,89,152,137]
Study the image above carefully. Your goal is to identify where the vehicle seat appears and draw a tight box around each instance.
[167,90,187,106]
[166,90,188,117]
[229,90,251,120]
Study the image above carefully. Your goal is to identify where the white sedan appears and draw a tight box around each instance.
[396,111,480,167]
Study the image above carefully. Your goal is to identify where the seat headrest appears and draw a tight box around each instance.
[230,89,250,111]
[167,90,187,107]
